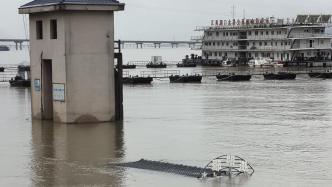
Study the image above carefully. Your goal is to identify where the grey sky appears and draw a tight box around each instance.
[1,0,332,40]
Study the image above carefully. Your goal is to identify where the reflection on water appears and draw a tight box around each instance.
[30,120,125,186]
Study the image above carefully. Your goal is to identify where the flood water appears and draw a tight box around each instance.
[1,48,332,187]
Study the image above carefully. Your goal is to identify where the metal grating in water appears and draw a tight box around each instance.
[113,159,213,178]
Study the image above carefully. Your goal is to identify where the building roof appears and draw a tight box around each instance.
[19,0,124,13]
[20,0,121,8]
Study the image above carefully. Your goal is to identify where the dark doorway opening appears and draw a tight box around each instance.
[41,59,53,120]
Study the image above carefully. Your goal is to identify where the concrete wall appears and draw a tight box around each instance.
[65,11,115,123]
[30,12,67,122]
[29,10,116,123]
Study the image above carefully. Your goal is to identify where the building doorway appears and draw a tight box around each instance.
[41,59,53,120]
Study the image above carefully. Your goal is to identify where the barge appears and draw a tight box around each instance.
[308,71,332,78]
[0,45,10,51]
[216,73,251,81]
[176,63,197,68]
[146,62,167,68]
[122,76,153,84]
[9,65,31,87]
[263,72,296,80]
[147,56,167,68]
[9,76,31,87]
[169,75,202,83]
[117,64,136,69]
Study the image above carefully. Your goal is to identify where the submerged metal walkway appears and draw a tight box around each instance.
[114,159,209,178]
[113,155,254,178]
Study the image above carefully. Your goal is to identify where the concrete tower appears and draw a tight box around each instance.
[19,0,125,123]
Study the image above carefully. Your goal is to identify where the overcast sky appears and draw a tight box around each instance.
[1,0,332,40]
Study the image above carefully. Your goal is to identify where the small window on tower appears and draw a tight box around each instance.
[36,20,43,40]
[50,19,58,39]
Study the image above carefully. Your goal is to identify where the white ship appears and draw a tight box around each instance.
[194,15,332,66]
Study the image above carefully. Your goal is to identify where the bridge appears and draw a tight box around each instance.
[0,39,201,50]
[117,40,200,49]
[0,39,29,50]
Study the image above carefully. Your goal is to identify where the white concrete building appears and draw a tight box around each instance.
[197,15,332,65]
[19,0,124,123]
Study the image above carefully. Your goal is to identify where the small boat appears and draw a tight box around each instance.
[0,45,10,51]
[147,56,167,68]
[9,76,31,87]
[117,64,136,69]
[248,57,273,67]
[263,72,296,80]
[169,75,202,83]
[176,63,197,68]
[146,62,167,68]
[0,67,4,72]
[308,72,332,79]
[122,76,153,84]
[216,73,251,81]
[222,59,236,67]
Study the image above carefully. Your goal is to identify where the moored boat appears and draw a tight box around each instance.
[122,76,153,84]
[147,56,167,68]
[9,76,31,87]
[169,74,202,83]
[0,67,4,72]
[0,45,10,51]
[308,72,332,79]
[222,59,236,67]
[176,63,197,68]
[117,64,136,69]
[216,73,251,81]
[263,72,296,80]
[146,62,167,68]
[9,65,31,87]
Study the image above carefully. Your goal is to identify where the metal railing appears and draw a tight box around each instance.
[126,61,181,66]
[288,33,332,39]
[202,46,291,51]
[0,72,17,82]
[140,70,180,78]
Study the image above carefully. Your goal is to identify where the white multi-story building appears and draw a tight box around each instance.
[197,15,332,65]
